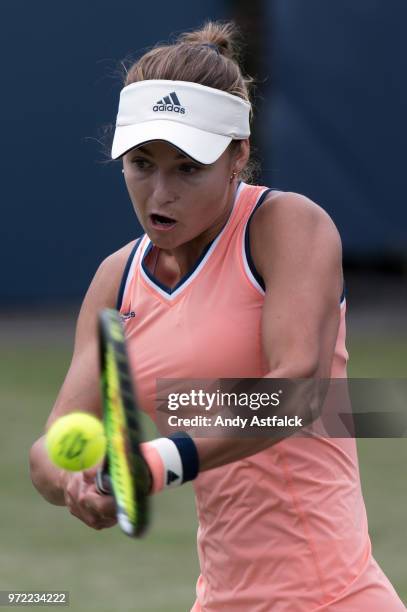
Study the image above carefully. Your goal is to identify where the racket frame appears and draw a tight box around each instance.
[97,308,150,538]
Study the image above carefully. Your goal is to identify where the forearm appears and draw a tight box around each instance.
[194,436,283,471]
[190,367,327,472]
[29,436,67,506]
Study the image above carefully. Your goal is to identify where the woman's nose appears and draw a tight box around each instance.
[151,172,179,206]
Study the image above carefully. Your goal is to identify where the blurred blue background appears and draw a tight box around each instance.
[1,0,406,304]
[262,0,407,264]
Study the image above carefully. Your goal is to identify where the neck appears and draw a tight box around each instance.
[160,181,238,279]
[162,217,225,278]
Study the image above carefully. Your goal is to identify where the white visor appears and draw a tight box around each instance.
[111,80,251,164]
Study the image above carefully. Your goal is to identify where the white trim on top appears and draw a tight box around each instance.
[240,188,271,296]
[140,181,246,301]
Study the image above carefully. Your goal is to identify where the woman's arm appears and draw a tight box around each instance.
[29,242,135,513]
[194,191,343,471]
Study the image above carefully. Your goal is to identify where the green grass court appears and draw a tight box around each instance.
[1,321,406,611]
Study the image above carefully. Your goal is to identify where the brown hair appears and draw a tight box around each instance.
[121,21,258,182]
[124,21,252,103]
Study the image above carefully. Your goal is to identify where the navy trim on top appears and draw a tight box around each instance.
[244,188,273,292]
[244,190,346,304]
[141,237,216,295]
[116,236,143,310]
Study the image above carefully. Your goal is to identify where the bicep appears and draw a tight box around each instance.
[261,280,341,378]
[252,193,343,378]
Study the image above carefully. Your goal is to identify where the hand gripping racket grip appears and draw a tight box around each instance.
[95,457,112,495]
[95,467,112,495]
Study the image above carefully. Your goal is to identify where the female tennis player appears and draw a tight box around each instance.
[30,21,405,611]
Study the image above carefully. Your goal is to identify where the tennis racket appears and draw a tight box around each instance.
[95,308,150,538]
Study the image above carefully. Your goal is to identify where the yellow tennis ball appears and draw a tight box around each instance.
[46,412,106,471]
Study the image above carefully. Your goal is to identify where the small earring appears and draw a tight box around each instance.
[122,169,125,174]
[230,170,238,183]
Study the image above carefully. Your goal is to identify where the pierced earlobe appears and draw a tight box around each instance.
[230,170,238,183]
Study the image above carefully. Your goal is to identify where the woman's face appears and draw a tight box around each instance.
[122,140,249,249]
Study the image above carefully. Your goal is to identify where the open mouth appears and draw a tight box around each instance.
[150,213,177,229]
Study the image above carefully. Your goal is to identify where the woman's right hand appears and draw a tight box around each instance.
[61,466,117,531]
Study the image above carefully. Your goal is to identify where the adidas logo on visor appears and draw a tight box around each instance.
[153,91,186,114]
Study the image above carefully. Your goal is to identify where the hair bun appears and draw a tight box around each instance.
[123,19,252,106]
[200,42,220,54]
[178,21,241,62]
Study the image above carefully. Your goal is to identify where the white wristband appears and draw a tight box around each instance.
[149,438,183,488]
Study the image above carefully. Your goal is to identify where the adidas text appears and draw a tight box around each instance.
[153,104,185,114]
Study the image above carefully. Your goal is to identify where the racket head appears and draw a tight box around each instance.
[98,308,150,537]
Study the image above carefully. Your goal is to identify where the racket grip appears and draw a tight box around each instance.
[95,463,112,495]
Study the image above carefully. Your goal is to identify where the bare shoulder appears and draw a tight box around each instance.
[88,239,140,306]
[72,238,140,347]
[253,190,340,239]
[250,190,342,283]
[251,191,342,255]
[98,239,140,279]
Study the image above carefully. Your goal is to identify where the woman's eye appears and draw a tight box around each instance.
[132,158,151,169]
[179,163,200,174]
